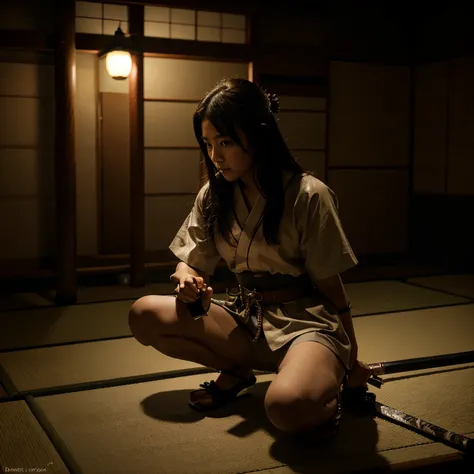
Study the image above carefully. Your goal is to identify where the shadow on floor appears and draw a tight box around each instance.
[140,380,391,473]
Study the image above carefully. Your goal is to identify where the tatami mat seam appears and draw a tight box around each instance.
[2,273,472,473]
[0,366,222,402]
[402,280,474,300]
[0,295,152,314]
[0,334,133,354]
[23,400,474,456]
[0,279,386,313]
[1,301,473,355]
[0,361,16,397]
[355,300,473,318]
[4,381,472,474]
[24,394,82,474]
[1,271,471,314]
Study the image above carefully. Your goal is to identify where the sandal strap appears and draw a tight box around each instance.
[197,381,222,397]
[190,373,256,403]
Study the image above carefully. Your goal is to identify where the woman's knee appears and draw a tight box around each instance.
[264,380,337,433]
[128,295,175,345]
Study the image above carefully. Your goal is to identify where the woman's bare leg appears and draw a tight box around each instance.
[264,341,346,434]
[129,295,258,404]
[143,333,243,372]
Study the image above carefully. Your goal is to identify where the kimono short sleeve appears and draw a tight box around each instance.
[169,184,222,275]
[296,177,358,282]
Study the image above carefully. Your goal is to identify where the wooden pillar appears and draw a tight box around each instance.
[54,0,77,304]
[407,64,416,257]
[248,11,262,84]
[129,5,146,287]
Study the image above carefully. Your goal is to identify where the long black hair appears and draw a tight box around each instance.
[193,77,304,246]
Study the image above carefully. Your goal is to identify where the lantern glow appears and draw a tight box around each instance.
[106,50,132,80]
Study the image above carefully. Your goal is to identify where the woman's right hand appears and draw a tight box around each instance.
[170,271,213,309]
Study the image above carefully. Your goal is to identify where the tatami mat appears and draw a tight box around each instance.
[0,282,230,312]
[366,260,450,279]
[354,303,474,362]
[2,304,473,399]
[345,280,470,315]
[407,274,474,299]
[0,292,54,312]
[0,300,133,351]
[34,366,474,474]
[0,261,454,313]
[0,282,175,312]
[1,280,469,352]
[0,264,375,313]
[0,293,228,352]
[0,400,69,473]
[2,272,473,474]
[0,338,206,395]
[62,282,175,305]
[256,445,462,474]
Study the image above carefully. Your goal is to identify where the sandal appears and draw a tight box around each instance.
[188,369,257,412]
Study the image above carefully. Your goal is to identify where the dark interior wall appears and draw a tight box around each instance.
[2,0,472,272]
[1,0,411,72]
[253,1,410,83]
[0,0,55,32]
[254,3,413,260]
[323,1,410,63]
[412,3,474,268]
[251,7,327,88]
[0,0,412,272]
[415,2,474,63]
[254,1,473,268]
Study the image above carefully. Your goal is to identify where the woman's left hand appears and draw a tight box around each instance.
[346,343,373,389]
[346,360,373,390]
[349,342,358,370]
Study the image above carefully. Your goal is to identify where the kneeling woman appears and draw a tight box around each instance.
[129,77,370,437]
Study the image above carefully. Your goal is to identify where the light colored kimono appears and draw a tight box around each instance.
[170,172,358,370]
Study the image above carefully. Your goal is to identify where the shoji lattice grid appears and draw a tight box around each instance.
[144,6,246,44]
[76,2,129,35]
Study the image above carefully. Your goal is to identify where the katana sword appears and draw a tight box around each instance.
[344,389,473,457]
[366,350,474,388]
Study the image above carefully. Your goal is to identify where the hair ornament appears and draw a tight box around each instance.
[262,88,280,114]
